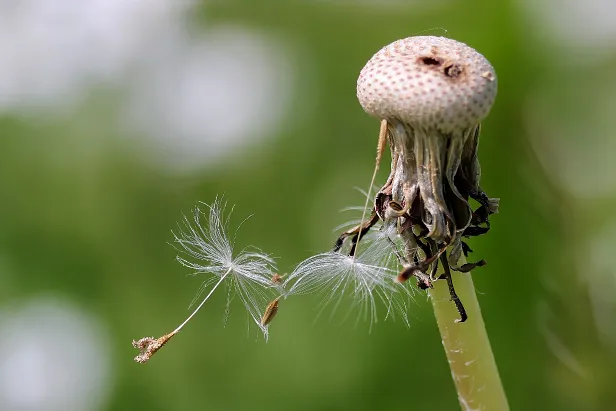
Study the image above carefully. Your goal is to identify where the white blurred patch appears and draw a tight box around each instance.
[0,0,194,111]
[518,0,616,65]
[123,26,295,173]
[0,297,111,411]
[0,0,299,174]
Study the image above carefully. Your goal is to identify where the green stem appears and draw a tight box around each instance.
[429,269,509,410]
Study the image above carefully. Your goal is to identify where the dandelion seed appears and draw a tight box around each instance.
[285,232,414,328]
[172,199,281,334]
[260,297,280,326]
[132,198,282,363]
[132,334,174,364]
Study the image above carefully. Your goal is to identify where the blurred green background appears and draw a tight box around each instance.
[2,1,616,410]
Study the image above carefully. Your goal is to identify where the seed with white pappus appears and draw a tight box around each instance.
[131,198,283,363]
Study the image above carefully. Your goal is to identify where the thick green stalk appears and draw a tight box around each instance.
[429,270,509,410]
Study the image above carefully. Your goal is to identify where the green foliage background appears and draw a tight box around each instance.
[2,1,616,410]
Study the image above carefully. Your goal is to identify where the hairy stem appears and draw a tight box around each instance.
[429,267,509,411]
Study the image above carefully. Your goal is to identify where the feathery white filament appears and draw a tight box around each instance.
[173,267,232,334]
[173,198,280,339]
[285,223,413,328]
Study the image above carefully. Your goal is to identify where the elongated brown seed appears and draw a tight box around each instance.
[260,297,280,326]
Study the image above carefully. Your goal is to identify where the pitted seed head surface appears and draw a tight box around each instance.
[357,36,497,133]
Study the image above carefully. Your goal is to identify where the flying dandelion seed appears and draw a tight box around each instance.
[132,198,283,363]
[285,222,414,329]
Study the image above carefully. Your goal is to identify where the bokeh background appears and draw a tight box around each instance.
[1,1,616,410]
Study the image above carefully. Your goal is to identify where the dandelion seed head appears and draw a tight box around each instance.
[357,36,497,133]
[356,37,499,246]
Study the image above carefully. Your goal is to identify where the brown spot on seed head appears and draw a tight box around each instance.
[444,63,464,78]
[418,56,443,66]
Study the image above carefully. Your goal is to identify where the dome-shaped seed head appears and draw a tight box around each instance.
[357,36,497,133]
